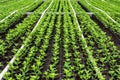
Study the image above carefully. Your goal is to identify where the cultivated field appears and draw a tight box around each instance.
[0,0,120,80]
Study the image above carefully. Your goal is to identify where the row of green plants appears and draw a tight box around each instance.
[0,0,51,73]
[105,0,120,7]
[0,0,35,20]
[0,0,44,32]
[43,0,62,79]
[6,0,51,43]
[0,0,51,55]
[5,13,53,80]
[3,0,59,79]
[87,0,120,23]
[71,1,104,80]
[72,0,120,79]
[70,0,106,79]
[78,0,120,38]
[32,1,59,79]
[67,2,93,79]
[63,2,74,79]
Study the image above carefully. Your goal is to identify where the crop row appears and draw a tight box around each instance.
[106,0,120,7]
[87,0,120,23]
[0,0,35,20]
[78,0,120,38]
[0,0,51,73]
[0,0,44,32]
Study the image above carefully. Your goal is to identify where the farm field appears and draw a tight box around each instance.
[0,0,120,80]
